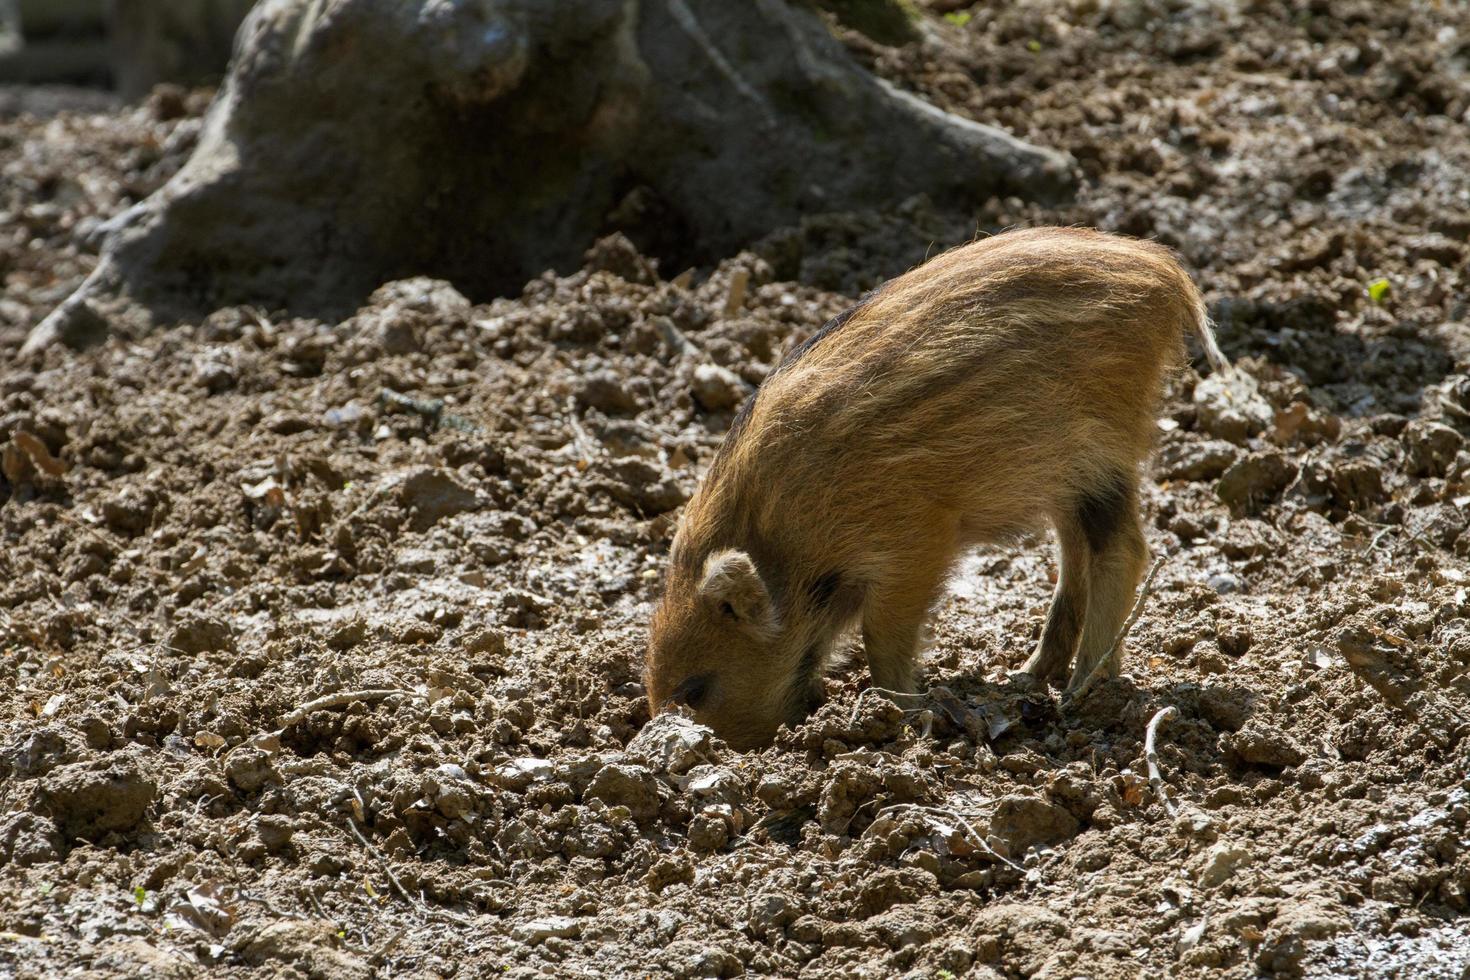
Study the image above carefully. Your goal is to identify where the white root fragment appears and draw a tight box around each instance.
[564,396,601,465]
[871,802,1022,871]
[1144,705,1180,817]
[278,689,421,730]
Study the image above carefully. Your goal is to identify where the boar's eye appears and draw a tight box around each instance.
[672,672,713,709]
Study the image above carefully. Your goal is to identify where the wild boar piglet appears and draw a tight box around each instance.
[645,226,1228,749]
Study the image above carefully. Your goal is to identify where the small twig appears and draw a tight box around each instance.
[369,929,407,966]
[564,397,600,466]
[54,510,120,551]
[379,387,478,433]
[1358,518,1436,553]
[346,819,414,906]
[849,685,931,726]
[347,818,472,926]
[298,886,332,922]
[872,803,1022,871]
[1366,525,1395,553]
[278,689,421,730]
[1065,556,1166,706]
[1144,705,1180,817]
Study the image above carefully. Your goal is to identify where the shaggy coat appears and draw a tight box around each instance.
[646,226,1228,749]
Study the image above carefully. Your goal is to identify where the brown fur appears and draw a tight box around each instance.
[645,227,1228,749]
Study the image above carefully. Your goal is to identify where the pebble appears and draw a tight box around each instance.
[513,916,582,944]
[691,363,750,412]
[1196,842,1253,887]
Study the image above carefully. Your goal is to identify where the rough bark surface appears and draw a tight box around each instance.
[26,0,1073,354]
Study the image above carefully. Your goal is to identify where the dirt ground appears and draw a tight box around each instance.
[4,1,1470,977]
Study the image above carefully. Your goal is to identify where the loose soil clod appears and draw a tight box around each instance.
[5,1,1470,977]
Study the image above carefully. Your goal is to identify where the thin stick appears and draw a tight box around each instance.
[279,689,420,729]
[564,397,600,465]
[54,510,120,551]
[347,818,471,927]
[872,803,1023,871]
[1065,556,1166,705]
[848,685,931,725]
[1144,705,1180,817]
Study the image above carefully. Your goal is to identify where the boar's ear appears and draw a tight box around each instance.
[699,550,776,632]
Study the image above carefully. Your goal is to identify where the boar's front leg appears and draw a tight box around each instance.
[860,561,949,694]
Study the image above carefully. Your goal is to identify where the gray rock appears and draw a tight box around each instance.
[1217,450,1297,513]
[40,756,157,839]
[1157,437,1241,481]
[1194,371,1273,444]
[680,765,745,806]
[585,763,661,821]
[513,916,581,944]
[489,757,554,792]
[691,363,750,413]
[627,713,719,775]
[1196,841,1253,887]
[397,467,483,531]
[1207,572,1243,595]
[1403,419,1463,477]
[987,794,1079,854]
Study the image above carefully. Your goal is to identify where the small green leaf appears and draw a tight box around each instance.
[943,11,971,26]
[1368,278,1391,304]
[133,886,146,907]
[1026,38,1042,52]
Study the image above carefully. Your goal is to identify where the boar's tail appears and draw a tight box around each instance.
[1187,289,1231,375]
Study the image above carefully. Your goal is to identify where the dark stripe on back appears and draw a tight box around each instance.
[713,289,882,466]
[780,289,882,369]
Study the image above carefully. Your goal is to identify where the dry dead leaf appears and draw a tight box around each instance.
[1120,771,1148,807]
[163,881,237,937]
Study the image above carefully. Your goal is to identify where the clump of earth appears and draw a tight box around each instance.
[3,1,1470,977]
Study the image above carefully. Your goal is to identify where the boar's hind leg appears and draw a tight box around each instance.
[1067,472,1149,690]
[1019,517,1090,683]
